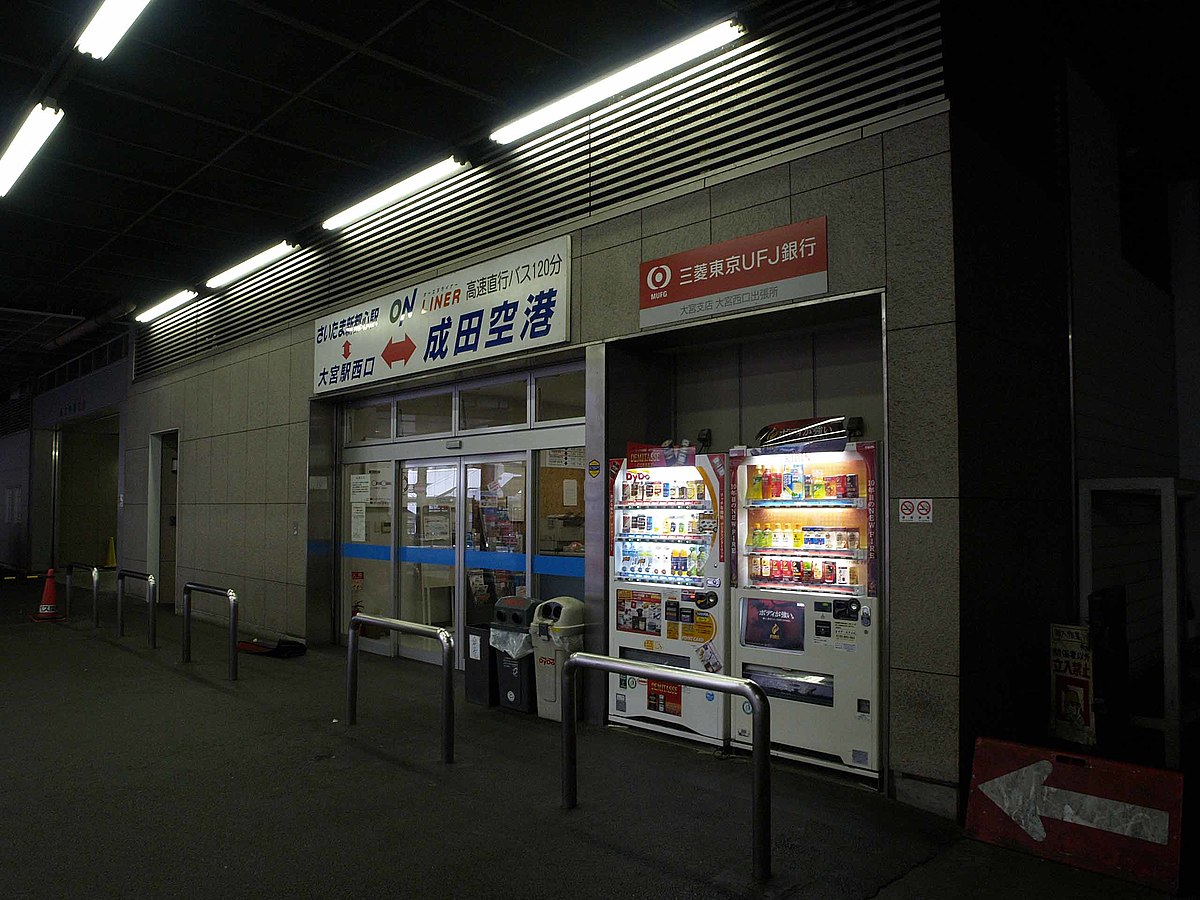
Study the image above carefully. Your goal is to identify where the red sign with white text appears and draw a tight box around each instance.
[639,218,828,328]
[966,738,1182,892]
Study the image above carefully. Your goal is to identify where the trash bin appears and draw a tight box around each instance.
[465,623,498,707]
[530,596,586,721]
[490,596,539,712]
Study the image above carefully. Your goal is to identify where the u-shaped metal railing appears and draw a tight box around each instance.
[561,652,773,882]
[181,582,240,681]
[64,563,99,627]
[345,614,455,763]
[116,569,156,647]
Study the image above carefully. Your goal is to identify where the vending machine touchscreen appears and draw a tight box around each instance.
[607,449,728,745]
[730,425,881,778]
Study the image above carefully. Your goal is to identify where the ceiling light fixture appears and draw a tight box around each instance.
[206,240,299,289]
[76,0,153,60]
[0,103,65,197]
[322,156,467,230]
[135,289,198,323]
[489,18,744,145]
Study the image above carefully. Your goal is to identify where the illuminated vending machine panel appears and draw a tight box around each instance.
[607,450,728,745]
[729,439,881,777]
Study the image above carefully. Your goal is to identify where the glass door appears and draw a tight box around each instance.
[398,460,458,661]
[464,458,527,625]
[340,461,394,655]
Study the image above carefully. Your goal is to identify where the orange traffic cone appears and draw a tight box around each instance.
[31,569,66,622]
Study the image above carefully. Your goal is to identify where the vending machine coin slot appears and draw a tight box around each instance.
[833,598,860,621]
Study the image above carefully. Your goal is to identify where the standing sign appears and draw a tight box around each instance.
[639,218,827,329]
[313,236,570,393]
[1049,623,1095,746]
[966,737,1182,892]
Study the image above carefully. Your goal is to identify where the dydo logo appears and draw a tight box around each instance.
[645,264,672,299]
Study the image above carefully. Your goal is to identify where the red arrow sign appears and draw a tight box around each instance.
[966,738,1182,892]
[381,334,416,368]
[342,340,352,359]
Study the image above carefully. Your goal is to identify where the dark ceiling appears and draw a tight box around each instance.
[0,0,734,393]
[1,0,1196,399]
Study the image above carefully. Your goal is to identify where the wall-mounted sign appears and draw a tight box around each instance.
[639,218,827,329]
[899,498,933,523]
[313,236,571,394]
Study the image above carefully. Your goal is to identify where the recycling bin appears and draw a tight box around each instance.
[530,596,586,721]
[489,596,539,712]
[465,623,498,707]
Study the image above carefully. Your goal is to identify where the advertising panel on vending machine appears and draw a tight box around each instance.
[607,447,730,746]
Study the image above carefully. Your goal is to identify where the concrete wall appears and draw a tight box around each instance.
[0,430,29,569]
[58,428,119,566]
[118,108,962,803]
[120,326,312,635]
[1069,71,1179,479]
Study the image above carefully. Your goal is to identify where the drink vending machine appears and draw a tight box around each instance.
[729,419,882,778]
[608,448,729,746]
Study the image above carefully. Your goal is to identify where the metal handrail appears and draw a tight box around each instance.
[116,569,157,647]
[346,614,455,763]
[182,582,240,681]
[561,652,773,882]
[64,563,100,627]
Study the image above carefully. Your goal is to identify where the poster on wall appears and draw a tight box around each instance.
[313,236,571,394]
[638,218,828,329]
[350,503,367,542]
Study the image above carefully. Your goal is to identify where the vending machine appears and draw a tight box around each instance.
[608,448,729,746]
[729,418,882,778]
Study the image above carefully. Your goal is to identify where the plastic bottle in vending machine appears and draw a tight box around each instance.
[769,466,782,498]
[747,466,763,500]
[782,522,794,549]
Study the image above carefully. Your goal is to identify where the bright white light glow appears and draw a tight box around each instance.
[206,241,298,288]
[76,0,153,59]
[0,104,65,197]
[489,19,743,144]
[135,289,197,323]
[322,157,466,230]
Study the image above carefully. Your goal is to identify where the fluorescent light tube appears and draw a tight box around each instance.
[135,289,197,323]
[0,104,65,197]
[76,0,153,59]
[206,240,298,288]
[490,19,743,145]
[322,156,466,230]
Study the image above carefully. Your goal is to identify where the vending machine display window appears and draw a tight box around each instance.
[741,662,834,707]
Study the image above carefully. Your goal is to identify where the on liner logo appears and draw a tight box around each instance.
[646,264,672,298]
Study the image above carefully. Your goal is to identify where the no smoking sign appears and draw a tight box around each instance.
[899,498,933,523]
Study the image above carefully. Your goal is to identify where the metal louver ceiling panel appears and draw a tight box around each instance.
[134,0,943,379]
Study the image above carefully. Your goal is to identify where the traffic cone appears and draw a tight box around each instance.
[104,537,116,568]
[31,569,66,622]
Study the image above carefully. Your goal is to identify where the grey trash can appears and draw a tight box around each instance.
[530,596,586,721]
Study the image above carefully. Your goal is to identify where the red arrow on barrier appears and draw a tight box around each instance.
[381,334,417,367]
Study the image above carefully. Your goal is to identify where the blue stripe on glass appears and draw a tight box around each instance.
[465,550,526,572]
[399,546,455,566]
[341,543,392,561]
[533,555,585,578]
